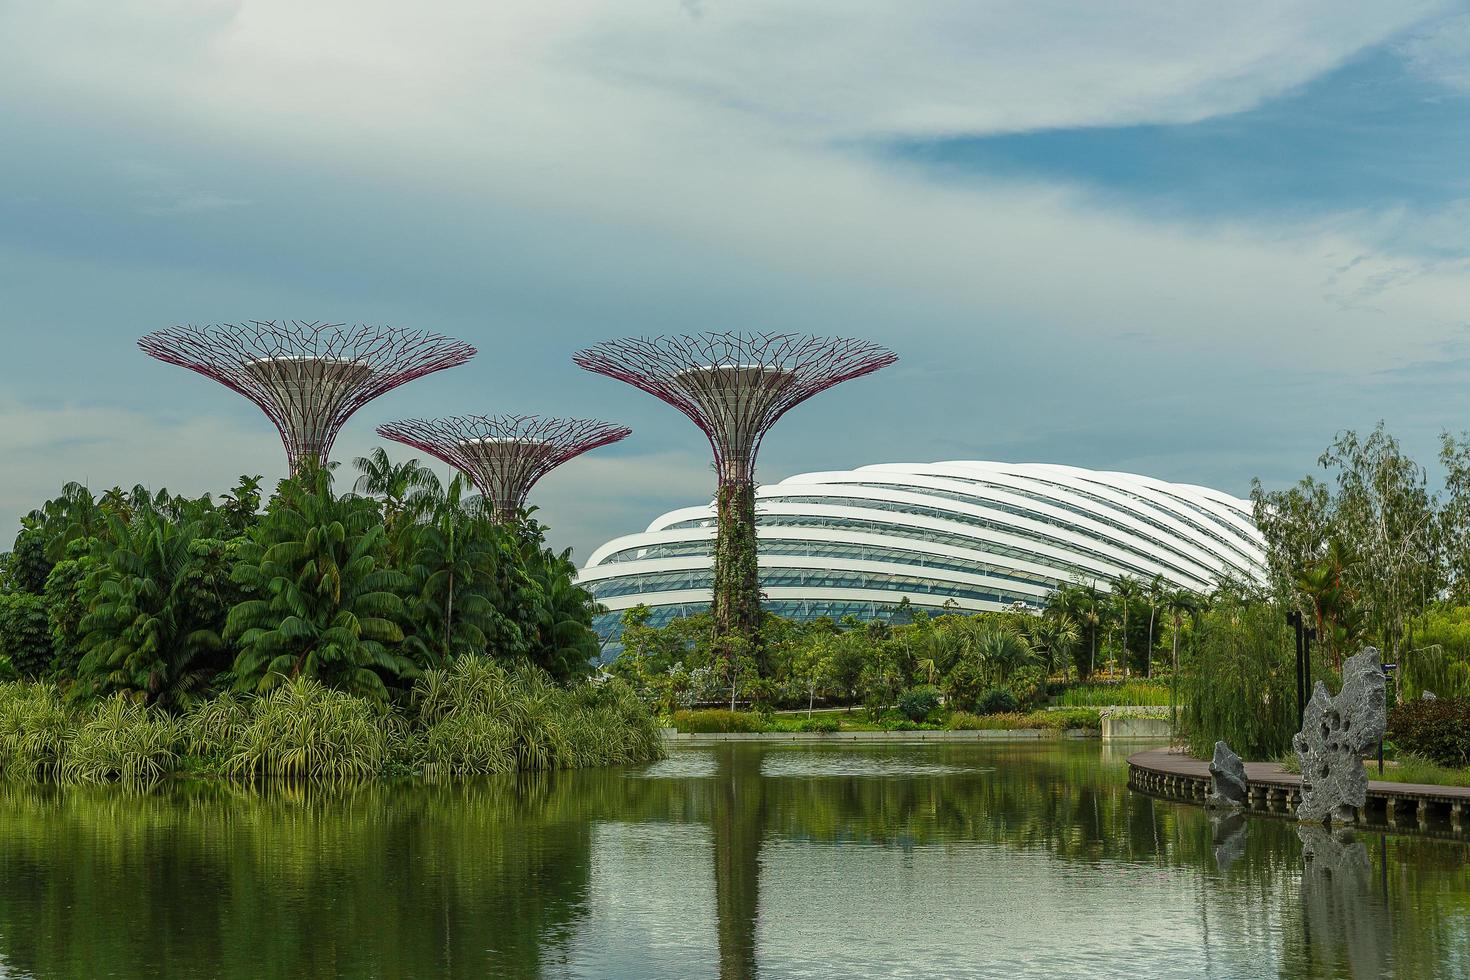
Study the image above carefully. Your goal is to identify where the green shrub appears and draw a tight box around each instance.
[227,678,398,781]
[896,685,942,722]
[181,692,252,767]
[947,711,1032,731]
[976,687,1019,715]
[61,696,178,785]
[0,594,53,679]
[1388,697,1470,768]
[943,658,986,711]
[411,657,663,774]
[671,709,766,733]
[0,682,71,779]
[1040,708,1103,731]
[798,716,839,733]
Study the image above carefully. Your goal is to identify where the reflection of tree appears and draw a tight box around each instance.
[710,746,764,980]
[0,777,600,978]
[3,746,1470,977]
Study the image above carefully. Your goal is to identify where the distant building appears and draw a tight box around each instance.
[580,460,1266,648]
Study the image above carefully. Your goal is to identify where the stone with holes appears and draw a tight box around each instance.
[1293,646,1386,825]
[1206,740,1248,808]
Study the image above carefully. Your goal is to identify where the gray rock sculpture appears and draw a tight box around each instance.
[1206,740,1248,808]
[1294,646,1386,825]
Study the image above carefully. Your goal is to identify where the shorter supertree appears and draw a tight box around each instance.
[138,321,476,472]
[376,415,632,521]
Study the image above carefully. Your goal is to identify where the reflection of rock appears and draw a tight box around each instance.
[1294,647,1386,825]
[1206,741,1247,808]
[1210,811,1247,871]
[1297,825,1391,977]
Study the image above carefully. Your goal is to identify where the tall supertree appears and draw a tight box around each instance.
[138,321,476,472]
[573,332,897,649]
[375,414,632,522]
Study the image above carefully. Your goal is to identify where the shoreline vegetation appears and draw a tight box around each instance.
[0,460,666,785]
[0,658,663,786]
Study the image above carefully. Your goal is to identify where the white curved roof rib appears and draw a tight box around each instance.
[580,460,1267,642]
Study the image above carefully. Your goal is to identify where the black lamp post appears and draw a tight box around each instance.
[1287,610,1316,729]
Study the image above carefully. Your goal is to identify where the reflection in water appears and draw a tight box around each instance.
[0,743,1466,978]
[1211,811,1248,872]
[1296,826,1390,979]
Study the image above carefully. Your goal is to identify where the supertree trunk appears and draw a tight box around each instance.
[713,480,761,649]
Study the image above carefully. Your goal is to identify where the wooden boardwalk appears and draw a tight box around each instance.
[1128,748,1470,838]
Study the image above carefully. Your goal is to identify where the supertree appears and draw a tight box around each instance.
[138,321,476,472]
[375,414,632,521]
[573,332,897,649]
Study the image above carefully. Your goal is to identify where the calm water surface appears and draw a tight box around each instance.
[0,741,1465,979]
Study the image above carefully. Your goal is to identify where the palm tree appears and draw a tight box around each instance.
[1032,614,1080,681]
[1162,587,1201,729]
[975,627,1034,685]
[353,448,441,535]
[1143,574,1166,679]
[76,510,233,707]
[1112,576,1143,677]
[406,475,511,666]
[227,467,416,704]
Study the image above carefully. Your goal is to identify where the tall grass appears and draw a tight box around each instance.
[410,657,663,776]
[1049,681,1172,707]
[0,682,71,781]
[0,659,664,784]
[227,678,399,782]
[61,696,178,786]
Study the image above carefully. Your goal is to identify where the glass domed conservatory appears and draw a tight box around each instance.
[579,461,1267,648]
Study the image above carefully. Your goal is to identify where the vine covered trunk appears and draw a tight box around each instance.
[713,481,761,662]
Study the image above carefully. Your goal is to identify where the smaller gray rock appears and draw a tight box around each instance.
[1206,740,1248,808]
[1423,690,1438,700]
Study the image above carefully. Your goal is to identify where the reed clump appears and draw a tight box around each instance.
[0,682,71,781]
[409,656,664,776]
[226,678,399,782]
[0,659,664,785]
[61,695,178,786]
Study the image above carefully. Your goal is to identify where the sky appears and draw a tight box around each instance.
[2,2,1470,561]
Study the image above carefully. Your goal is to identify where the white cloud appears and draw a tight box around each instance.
[1399,12,1470,92]
[1,2,1468,553]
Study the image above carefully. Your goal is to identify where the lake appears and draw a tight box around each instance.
[0,740,1464,978]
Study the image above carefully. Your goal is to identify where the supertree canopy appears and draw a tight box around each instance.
[573,332,896,648]
[138,321,476,471]
[376,414,631,521]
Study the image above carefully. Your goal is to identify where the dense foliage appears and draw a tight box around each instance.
[1388,696,1470,768]
[0,463,603,706]
[0,461,659,782]
[610,591,1191,720]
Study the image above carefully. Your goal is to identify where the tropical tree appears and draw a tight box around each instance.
[1143,574,1165,678]
[974,626,1034,685]
[403,475,517,667]
[74,510,235,707]
[1111,576,1142,676]
[353,448,440,537]
[226,468,416,704]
